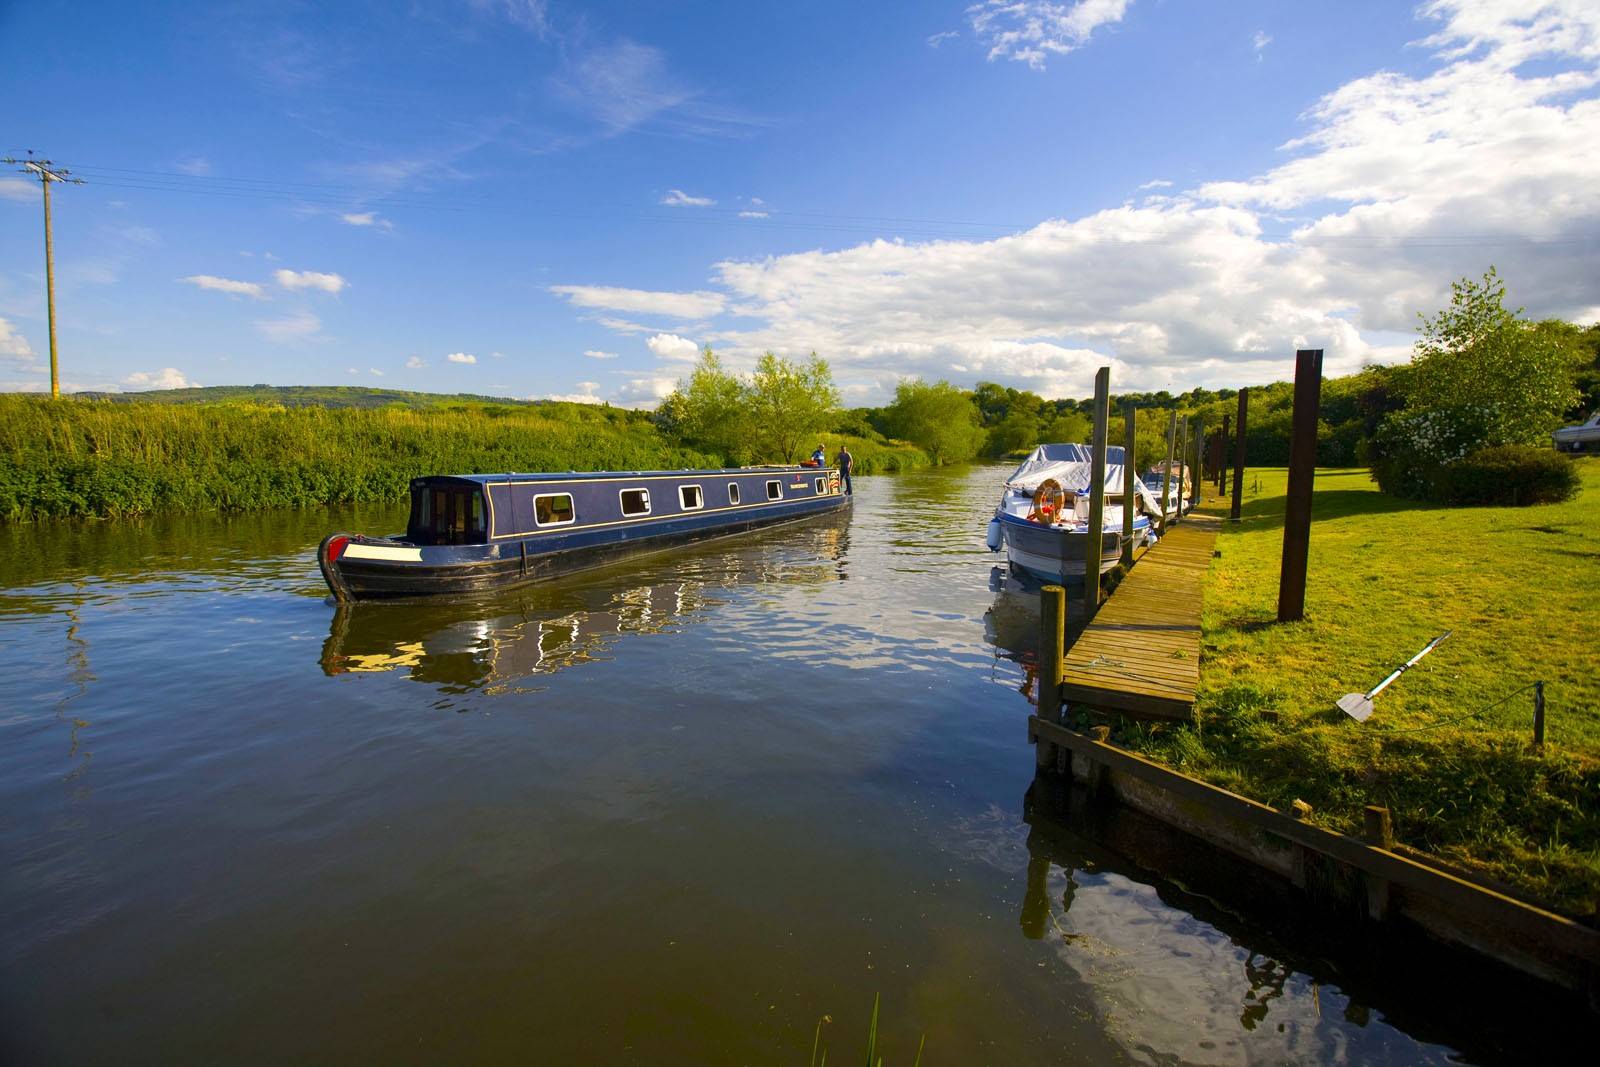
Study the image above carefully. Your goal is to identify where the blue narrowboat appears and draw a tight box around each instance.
[319,466,848,601]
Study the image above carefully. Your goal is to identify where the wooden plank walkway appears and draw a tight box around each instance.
[1060,513,1220,720]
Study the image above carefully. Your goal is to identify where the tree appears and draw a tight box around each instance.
[746,352,839,463]
[1406,267,1576,448]
[670,348,750,462]
[1370,268,1580,501]
[884,378,986,464]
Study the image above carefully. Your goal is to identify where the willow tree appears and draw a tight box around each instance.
[746,352,839,463]
[885,378,985,464]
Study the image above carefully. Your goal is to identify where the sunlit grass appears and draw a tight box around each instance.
[1114,460,1600,913]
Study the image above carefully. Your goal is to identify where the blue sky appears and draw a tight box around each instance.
[2,1,1597,405]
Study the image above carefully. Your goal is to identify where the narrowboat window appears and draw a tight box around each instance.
[620,488,651,516]
[535,492,576,526]
[813,477,825,493]
[728,483,741,505]
[679,484,704,510]
[410,485,487,545]
[766,480,782,500]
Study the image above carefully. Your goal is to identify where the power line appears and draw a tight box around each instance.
[3,153,84,400]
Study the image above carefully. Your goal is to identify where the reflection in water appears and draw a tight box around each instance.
[321,516,851,695]
[0,470,1547,1064]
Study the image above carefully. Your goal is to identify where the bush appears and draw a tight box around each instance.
[1440,444,1580,507]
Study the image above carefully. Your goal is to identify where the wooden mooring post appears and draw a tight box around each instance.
[1160,411,1177,534]
[1189,414,1204,508]
[1035,584,1066,772]
[1085,367,1111,615]
[1230,388,1248,521]
[1175,415,1189,520]
[1219,413,1230,496]
[1121,402,1136,567]
[1277,349,1323,623]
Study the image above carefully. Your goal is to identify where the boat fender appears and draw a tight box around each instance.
[986,517,1002,552]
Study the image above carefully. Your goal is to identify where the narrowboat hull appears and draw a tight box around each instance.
[321,486,848,601]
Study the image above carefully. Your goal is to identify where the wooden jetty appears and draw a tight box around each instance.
[1058,512,1220,720]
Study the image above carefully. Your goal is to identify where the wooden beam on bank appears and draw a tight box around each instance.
[1027,714,1600,994]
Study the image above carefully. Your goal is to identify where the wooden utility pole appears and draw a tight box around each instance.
[1120,402,1136,567]
[1230,388,1248,521]
[4,155,82,399]
[1159,410,1177,534]
[1277,349,1323,623]
[1085,367,1111,615]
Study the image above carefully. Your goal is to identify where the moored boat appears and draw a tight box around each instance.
[319,466,848,601]
[985,444,1162,585]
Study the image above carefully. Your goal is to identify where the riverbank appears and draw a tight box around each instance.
[1110,462,1599,915]
[0,394,930,520]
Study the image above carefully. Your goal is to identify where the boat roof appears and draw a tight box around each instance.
[414,465,822,486]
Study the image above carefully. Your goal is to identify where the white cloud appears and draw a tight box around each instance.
[556,39,758,138]
[0,178,36,202]
[928,30,959,48]
[254,311,322,343]
[967,0,1134,69]
[738,210,769,219]
[645,333,701,362]
[340,211,394,231]
[1252,30,1271,55]
[369,367,384,377]
[614,376,677,409]
[541,380,604,404]
[583,349,619,359]
[175,155,212,176]
[661,189,715,207]
[181,274,267,299]
[555,3,1600,402]
[405,355,426,369]
[447,352,477,364]
[124,367,195,390]
[275,268,347,294]
[0,317,36,361]
[550,284,726,318]
[1137,179,1173,190]
[347,367,360,375]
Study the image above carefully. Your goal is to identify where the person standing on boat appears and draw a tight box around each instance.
[836,444,853,495]
[809,443,827,467]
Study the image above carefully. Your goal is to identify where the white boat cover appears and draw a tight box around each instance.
[1004,443,1164,515]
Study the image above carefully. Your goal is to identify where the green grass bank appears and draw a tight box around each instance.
[0,393,929,521]
[1112,461,1600,914]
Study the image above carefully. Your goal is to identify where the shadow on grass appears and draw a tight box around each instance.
[1211,488,1443,535]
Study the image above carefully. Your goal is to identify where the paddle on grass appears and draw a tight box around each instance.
[1337,631,1452,722]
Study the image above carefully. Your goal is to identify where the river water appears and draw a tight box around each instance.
[0,466,1520,1064]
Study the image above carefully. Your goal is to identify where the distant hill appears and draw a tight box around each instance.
[71,384,550,410]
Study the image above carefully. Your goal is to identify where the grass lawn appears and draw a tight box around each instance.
[1115,459,1599,915]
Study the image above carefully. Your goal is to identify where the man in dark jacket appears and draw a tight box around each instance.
[835,444,853,494]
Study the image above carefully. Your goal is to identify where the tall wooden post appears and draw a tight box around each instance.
[1086,367,1110,614]
[1121,402,1136,566]
[1219,413,1231,495]
[1189,415,1203,507]
[1277,349,1323,623]
[1175,415,1188,520]
[1159,410,1177,534]
[1036,584,1066,772]
[1230,388,1248,521]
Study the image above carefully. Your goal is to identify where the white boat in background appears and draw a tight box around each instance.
[1141,462,1193,521]
[985,444,1164,585]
